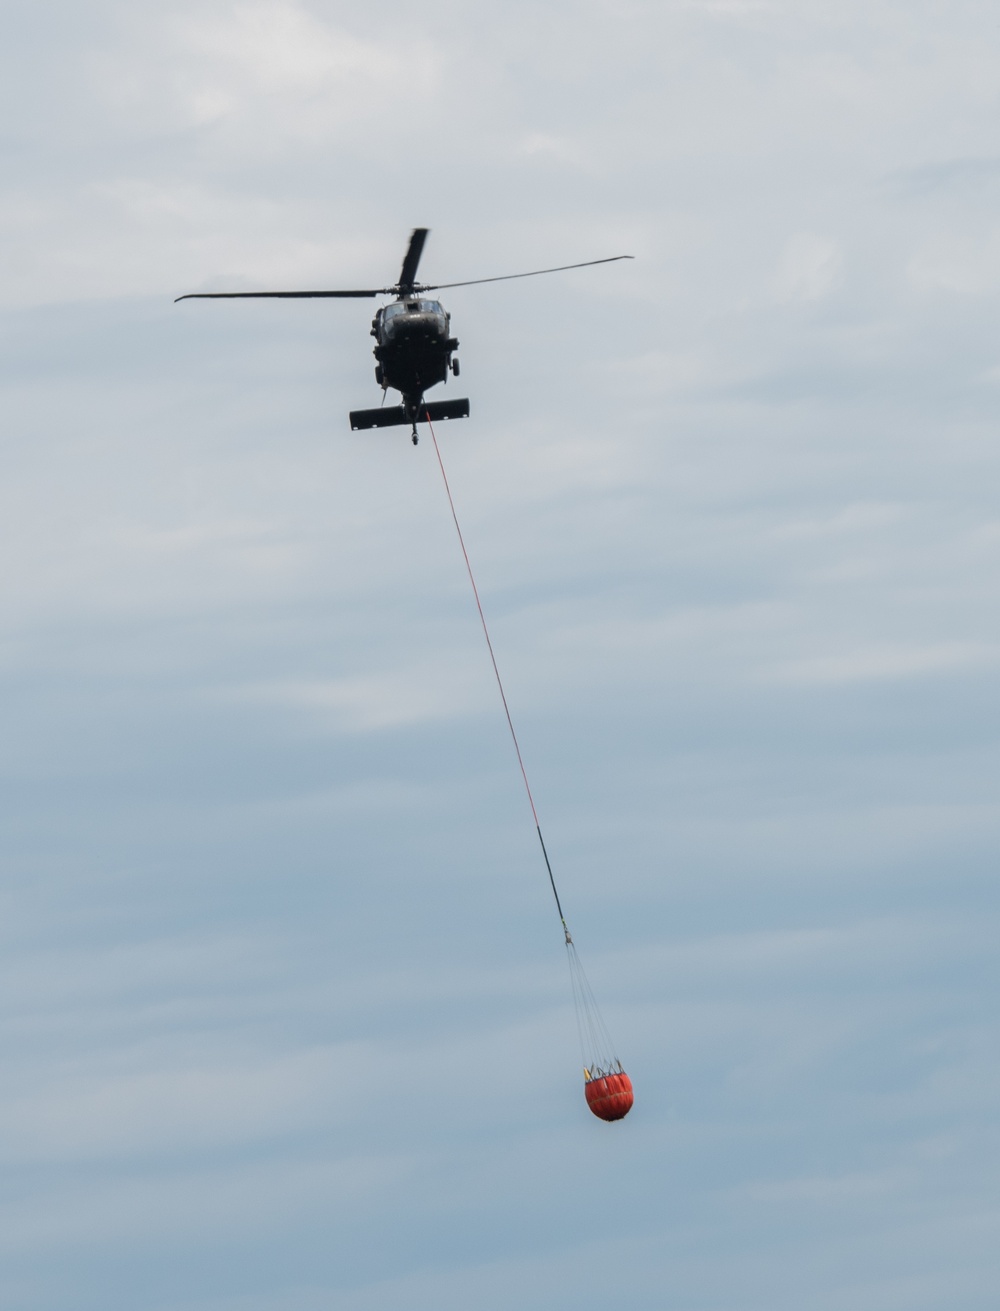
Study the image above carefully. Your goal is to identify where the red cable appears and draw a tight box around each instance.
[427,415,570,935]
[427,419,540,824]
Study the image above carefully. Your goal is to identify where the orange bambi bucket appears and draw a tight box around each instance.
[584,1070,634,1122]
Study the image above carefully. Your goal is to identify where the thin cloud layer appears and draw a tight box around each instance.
[1,1,999,1309]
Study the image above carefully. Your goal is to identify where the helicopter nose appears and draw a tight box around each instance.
[395,312,448,336]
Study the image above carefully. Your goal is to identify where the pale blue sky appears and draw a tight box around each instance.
[1,2,999,1308]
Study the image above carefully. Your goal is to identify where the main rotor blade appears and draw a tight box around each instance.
[419,253,634,292]
[398,228,429,290]
[174,251,633,302]
[175,289,383,302]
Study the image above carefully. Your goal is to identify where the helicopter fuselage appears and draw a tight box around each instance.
[175,227,632,441]
[371,297,459,416]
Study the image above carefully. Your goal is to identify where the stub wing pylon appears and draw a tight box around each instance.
[349,398,470,431]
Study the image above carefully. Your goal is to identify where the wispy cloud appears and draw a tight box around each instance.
[2,0,1000,1307]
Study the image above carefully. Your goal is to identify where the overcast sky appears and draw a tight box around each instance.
[2,2,999,1308]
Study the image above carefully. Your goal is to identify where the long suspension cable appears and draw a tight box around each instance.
[427,415,571,944]
[427,416,623,1078]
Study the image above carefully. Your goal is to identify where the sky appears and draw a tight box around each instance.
[1,1,999,1307]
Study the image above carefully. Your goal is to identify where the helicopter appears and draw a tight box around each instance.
[176,229,633,444]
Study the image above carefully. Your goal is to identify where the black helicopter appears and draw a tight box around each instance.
[176,229,633,444]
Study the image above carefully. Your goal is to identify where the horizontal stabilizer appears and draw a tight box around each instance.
[349,398,470,431]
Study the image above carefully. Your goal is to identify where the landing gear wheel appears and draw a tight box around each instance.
[375,365,384,385]
[411,427,419,445]
[451,358,460,376]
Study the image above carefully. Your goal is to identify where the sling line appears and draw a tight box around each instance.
[426,415,624,1083]
[427,414,571,945]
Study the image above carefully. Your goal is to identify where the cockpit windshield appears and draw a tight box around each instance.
[384,299,444,319]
